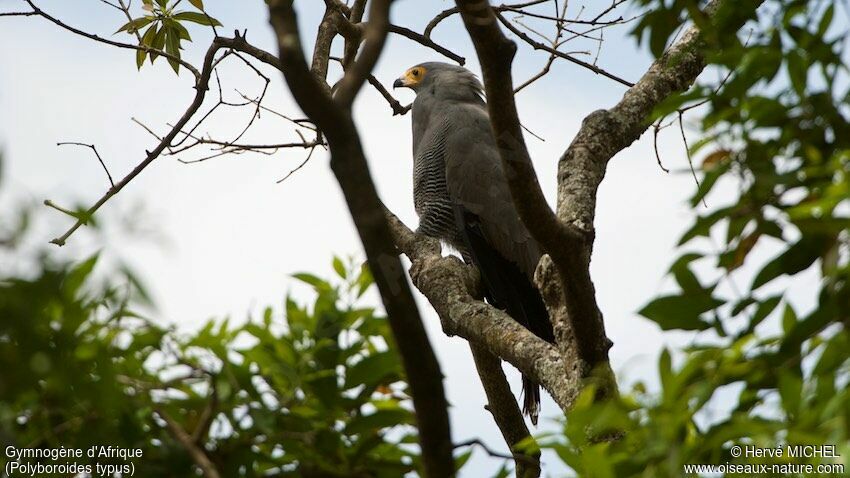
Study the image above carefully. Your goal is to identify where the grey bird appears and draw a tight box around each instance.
[394,62,554,425]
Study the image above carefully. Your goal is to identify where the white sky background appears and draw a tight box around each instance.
[0,0,819,476]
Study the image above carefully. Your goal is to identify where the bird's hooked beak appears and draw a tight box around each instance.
[392,77,406,89]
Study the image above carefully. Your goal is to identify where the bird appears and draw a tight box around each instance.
[393,62,555,425]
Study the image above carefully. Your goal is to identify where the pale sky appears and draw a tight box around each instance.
[0,0,813,476]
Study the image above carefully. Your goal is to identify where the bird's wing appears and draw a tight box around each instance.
[442,103,542,279]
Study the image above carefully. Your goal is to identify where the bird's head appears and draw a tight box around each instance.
[393,62,482,96]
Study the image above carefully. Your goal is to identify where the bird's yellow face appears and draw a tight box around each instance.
[393,65,427,89]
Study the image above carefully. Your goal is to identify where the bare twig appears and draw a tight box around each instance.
[678,112,706,207]
[191,384,217,444]
[424,1,550,38]
[367,75,411,115]
[57,142,115,187]
[652,120,672,173]
[469,344,541,477]
[495,11,634,87]
[388,24,465,65]
[455,438,539,466]
[157,408,221,478]
[276,144,320,183]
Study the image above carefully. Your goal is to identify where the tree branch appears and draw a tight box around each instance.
[494,12,634,88]
[267,2,455,477]
[454,0,612,375]
[469,344,540,478]
[387,24,465,65]
[333,1,391,108]
[384,210,582,412]
[47,37,226,246]
[56,142,114,187]
[554,0,764,234]
[157,408,221,478]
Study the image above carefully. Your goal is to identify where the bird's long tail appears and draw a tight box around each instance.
[454,208,553,426]
[522,375,540,426]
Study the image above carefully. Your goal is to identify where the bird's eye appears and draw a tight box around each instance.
[411,69,420,77]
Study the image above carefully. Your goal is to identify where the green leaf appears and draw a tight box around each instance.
[137,24,158,69]
[188,0,204,9]
[669,253,705,294]
[658,348,673,396]
[814,333,848,376]
[730,297,756,316]
[639,294,723,331]
[781,304,797,334]
[786,49,808,95]
[332,256,347,279]
[64,254,99,296]
[455,449,473,471]
[150,26,167,63]
[741,296,782,335]
[355,263,373,298]
[116,16,154,34]
[753,295,781,325]
[491,464,511,478]
[164,26,181,74]
[778,371,802,417]
[817,4,834,37]
[172,11,222,27]
[292,272,333,293]
[346,408,413,434]
[163,18,191,41]
[678,205,736,245]
[751,236,830,289]
[345,351,401,389]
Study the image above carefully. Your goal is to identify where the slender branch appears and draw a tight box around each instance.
[495,11,634,87]
[157,408,221,478]
[424,1,549,38]
[334,1,392,108]
[312,5,337,90]
[218,33,284,72]
[56,142,114,187]
[388,24,465,65]
[455,438,538,467]
[276,144,320,183]
[330,55,411,115]
[191,384,217,444]
[424,6,459,38]
[469,344,540,478]
[368,75,411,115]
[500,6,629,26]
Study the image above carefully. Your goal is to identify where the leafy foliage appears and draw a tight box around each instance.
[536,0,850,476]
[116,0,221,73]
[0,236,425,476]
